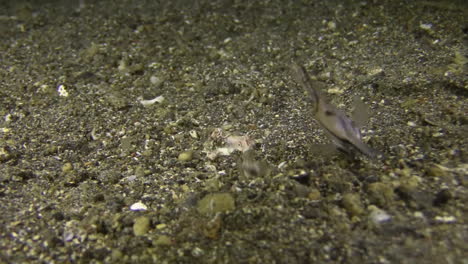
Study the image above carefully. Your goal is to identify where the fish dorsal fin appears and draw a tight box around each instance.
[291,63,329,113]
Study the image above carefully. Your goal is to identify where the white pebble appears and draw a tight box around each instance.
[57,84,69,97]
[139,95,164,106]
[419,23,432,30]
[369,206,391,224]
[130,202,148,211]
[435,215,456,223]
[407,121,417,127]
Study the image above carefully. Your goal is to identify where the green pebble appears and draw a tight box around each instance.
[426,164,451,179]
[154,235,172,246]
[111,249,123,261]
[62,162,74,173]
[178,151,193,162]
[342,193,365,216]
[133,216,150,236]
[400,175,421,192]
[197,193,235,215]
[367,182,395,207]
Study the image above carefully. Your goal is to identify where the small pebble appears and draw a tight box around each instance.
[130,202,148,211]
[308,189,322,201]
[178,151,193,162]
[342,193,364,216]
[62,162,74,173]
[154,235,172,246]
[367,182,395,207]
[197,193,235,215]
[133,216,150,236]
[368,205,391,224]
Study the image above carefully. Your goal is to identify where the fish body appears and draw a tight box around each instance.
[292,64,380,158]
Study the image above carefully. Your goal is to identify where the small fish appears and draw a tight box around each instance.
[291,63,381,158]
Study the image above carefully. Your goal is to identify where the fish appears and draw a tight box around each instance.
[291,63,382,158]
